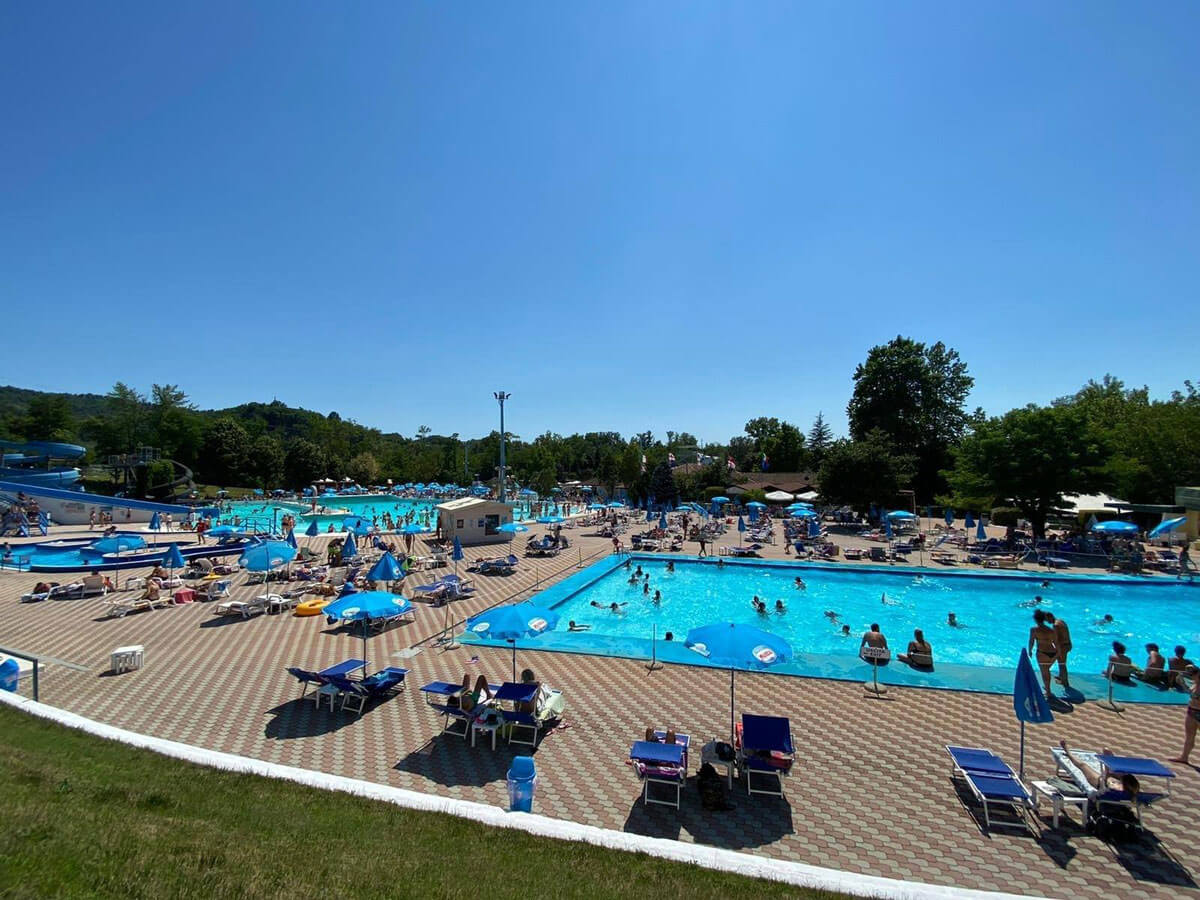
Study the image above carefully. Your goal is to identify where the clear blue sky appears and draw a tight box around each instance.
[2,2,1196,445]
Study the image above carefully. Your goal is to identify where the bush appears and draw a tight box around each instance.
[702,485,727,501]
[739,488,767,505]
[989,506,1022,527]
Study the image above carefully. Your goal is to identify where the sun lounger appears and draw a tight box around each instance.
[494,682,564,748]
[103,594,168,618]
[76,573,108,597]
[214,596,268,619]
[20,582,61,603]
[477,555,518,575]
[630,736,688,809]
[285,666,325,699]
[202,579,232,601]
[737,715,793,798]
[946,745,1033,832]
[1050,747,1171,828]
[420,680,500,739]
[325,667,409,715]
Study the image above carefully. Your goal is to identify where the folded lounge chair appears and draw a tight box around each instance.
[946,745,1033,833]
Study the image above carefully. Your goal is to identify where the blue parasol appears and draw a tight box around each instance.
[239,540,297,572]
[1091,520,1138,535]
[305,519,320,537]
[1013,648,1053,776]
[466,601,560,680]
[685,622,792,742]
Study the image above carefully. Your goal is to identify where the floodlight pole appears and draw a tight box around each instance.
[495,392,511,503]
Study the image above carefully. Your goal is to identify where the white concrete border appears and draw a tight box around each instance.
[0,689,1049,900]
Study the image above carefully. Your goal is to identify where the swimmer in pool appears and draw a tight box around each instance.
[840,624,852,637]
[948,611,962,628]
[775,599,785,612]
[794,577,806,590]
[666,561,674,573]
[568,620,591,631]
[653,590,661,605]
[825,610,840,622]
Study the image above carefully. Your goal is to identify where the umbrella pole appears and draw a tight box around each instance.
[510,639,517,683]
[729,668,735,746]
[363,618,369,673]
[1019,720,1026,779]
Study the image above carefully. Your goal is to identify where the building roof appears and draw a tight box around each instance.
[436,497,510,512]
[728,472,819,494]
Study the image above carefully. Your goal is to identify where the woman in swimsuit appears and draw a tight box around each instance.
[1028,609,1058,700]
[1171,664,1200,764]
[1059,740,1140,798]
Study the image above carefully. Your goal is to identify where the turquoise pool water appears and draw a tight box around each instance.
[464,555,1199,702]
[221,494,541,533]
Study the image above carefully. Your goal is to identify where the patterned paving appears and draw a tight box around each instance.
[2,522,1198,898]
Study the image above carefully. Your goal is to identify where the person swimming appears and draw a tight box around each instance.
[824,610,840,622]
[752,596,767,614]
[840,624,851,636]
[628,573,639,585]
[881,592,899,606]
[948,611,962,627]
[774,599,785,612]
[567,620,591,631]
[1093,613,1115,627]
[716,558,725,568]
[643,582,650,595]
[666,561,674,572]
[794,577,806,590]
[1018,595,1045,608]
[653,589,661,604]
[634,565,643,577]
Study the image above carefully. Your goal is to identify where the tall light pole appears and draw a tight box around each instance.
[494,391,510,503]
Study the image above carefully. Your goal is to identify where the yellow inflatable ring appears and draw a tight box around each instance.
[294,597,332,617]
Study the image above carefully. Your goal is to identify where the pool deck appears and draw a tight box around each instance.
[2,519,1198,898]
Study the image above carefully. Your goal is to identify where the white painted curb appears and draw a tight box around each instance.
[0,690,1048,900]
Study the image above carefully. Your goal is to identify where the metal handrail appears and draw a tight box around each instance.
[0,644,90,702]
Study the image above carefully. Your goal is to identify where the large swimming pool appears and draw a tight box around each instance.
[463,555,1199,703]
[221,494,535,533]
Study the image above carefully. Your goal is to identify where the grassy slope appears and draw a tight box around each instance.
[0,705,845,900]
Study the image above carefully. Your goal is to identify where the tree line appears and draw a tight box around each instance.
[2,339,1197,536]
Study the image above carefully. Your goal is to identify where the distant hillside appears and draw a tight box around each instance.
[0,385,109,423]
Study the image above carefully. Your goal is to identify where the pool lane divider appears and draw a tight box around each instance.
[0,689,1043,900]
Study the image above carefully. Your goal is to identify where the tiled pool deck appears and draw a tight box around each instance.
[2,523,1198,898]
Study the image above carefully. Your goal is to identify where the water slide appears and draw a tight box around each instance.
[0,480,216,526]
[0,440,85,489]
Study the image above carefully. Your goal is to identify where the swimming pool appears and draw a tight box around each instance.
[463,555,1199,703]
[222,494,536,534]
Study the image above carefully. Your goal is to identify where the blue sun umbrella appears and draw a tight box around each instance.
[1013,648,1054,777]
[945,508,955,526]
[400,523,428,535]
[536,515,563,524]
[367,551,404,585]
[964,512,975,530]
[162,543,186,577]
[658,511,668,530]
[342,531,358,559]
[887,510,916,520]
[239,540,297,572]
[808,517,822,539]
[645,509,655,522]
[465,601,560,681]
[207,525,242,537]
[498,522,529,534]
[588,503,605,510]
[748,506,759,524]
[1092,520,1138,535]
[711,496,730,505]
[737,515,746,545]
[148,512,162,543]
[1149,516,1187,539]
[685,622,792,742]
[976,520,987,541]
[323,590,414,670]
[304,518,320,537]
[884,518,893,540]
[286,528,298,549]
[607,501,624,509]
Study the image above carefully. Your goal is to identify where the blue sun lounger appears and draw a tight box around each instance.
[420,680,501,739]
[326,666,408,715]
[738,715,794,797]
[630,738,688,809]
[947,745,1033,832]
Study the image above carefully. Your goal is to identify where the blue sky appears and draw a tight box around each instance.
[2,2,1196,445]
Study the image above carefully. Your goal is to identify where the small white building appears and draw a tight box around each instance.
[436,498,516,546]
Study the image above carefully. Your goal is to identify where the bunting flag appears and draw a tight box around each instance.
[761,453,769,472]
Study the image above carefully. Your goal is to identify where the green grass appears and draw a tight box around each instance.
[0,705,846,899]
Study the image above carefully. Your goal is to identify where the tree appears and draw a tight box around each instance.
[742,417,806,471]
[531,465,557,496]
[847,337,973,501]
[149,384,201,465]
[284,439,326,488]
[817,430,914,510]
[807,412,833,468]
[98,382,148,455]
[649,461,679,509]
[198,418,250,486]
[248,435,285,488]
[346,451,380,486]
[22,395,74,441]
[946,404,1109,538]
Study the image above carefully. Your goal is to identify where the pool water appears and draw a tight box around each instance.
[223,494,539,534]
[469,555,1200,702]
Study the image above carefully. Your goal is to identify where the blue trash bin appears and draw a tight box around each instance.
[507,756,536,812]
[0,658,19,693]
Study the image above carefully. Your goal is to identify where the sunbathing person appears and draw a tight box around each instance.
[898,629,933,668]
[139,580,161,603]
[1104,640,1133,678]
[458,674,492,713]
[1059,740,1140,799]
[1168,646,1195,688]
[1135,644,1167,684]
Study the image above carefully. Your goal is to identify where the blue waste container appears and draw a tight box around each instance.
[0,658,19,693]
[507,756,536,812]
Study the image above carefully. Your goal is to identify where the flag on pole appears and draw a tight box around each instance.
[760,453,769,472]
[726,456,736,471]
[668,452,676,466]
[640,454,647,474]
